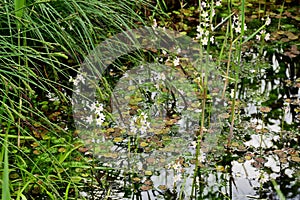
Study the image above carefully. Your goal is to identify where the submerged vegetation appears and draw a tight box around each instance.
[0,0,299,199]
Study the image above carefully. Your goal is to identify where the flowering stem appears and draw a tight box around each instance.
[227,0,245,147]
[242,24,267,44]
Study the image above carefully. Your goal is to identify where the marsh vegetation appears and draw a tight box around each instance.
[0,0,299,199]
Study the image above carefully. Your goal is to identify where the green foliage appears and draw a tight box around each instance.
[0,0,150,198]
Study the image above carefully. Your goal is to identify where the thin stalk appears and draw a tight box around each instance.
[2,123,11,200]
[191,0,204,197]
[222,26,232,99]
[277,1,285,30]
[271,179,286,200]
[227,0,245,147]
[15,0,26,148]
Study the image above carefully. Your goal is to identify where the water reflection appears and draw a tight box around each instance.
[82,52,299,200]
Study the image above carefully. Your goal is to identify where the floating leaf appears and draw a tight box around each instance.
[216,165,225,172]
[286,32,298,40]
[291,156,300,162]
[113,137,123,143]
[144,170,152,176]
[245,155,252,160]
[103,153,118,158]
[132,177,141,182]
[158,185,167,191]
[260,106,271,113]
[140,142,148,147]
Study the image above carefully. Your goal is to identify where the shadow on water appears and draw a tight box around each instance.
[138,51,300,200]
[82,50,299,200]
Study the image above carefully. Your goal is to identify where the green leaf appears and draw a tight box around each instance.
[14,0,26,30]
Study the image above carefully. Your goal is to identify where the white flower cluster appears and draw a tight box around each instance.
[173,56,180,66]
[69,72,85,86]
[256,16,271,41]
[256,30,270,42]
[232,14,247,34]
[46,92,59,102]
[196,0,222,45]
[69,72,87,94]
[85,101,105,127]
[129,112,150,136]
[166,160,184,186]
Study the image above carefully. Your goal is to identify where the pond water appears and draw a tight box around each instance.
[79,48,299,200]
[65,2,300,199]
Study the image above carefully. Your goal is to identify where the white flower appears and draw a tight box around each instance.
[152,19,157,28]
[191,141,197,148]
[197,25,204,35]
[205,30,209,36]
[257,171,269,183]
[233,15,239,23]
[173,162,182,172]
[130,126,138,135]
[173,174,181,184]
[216,0,222,7]
[260,29,266,34]
[265,16,271,26]
[198,149,206,162]
[202,22,210,27]
[140,112,147,118]
[73,78,80,86]
[264,33,270,41]
[96,118,104,126]
[86,115,93,124]
[235,25,241,34]
[244,23,247,31]
[76,74,85,84]
[210,36,214,44]
[130,117,138,134]
[201,11,209,18]
[96,113,105,126]
[140,125,148,135]
[95,104,104,115]
[173,57,180,66]
[256,34,261,41]
[46,92,59,102]
[89,101,103,111]
[157,73,166,81]
[211,8,216,17]
[201,36,208,46]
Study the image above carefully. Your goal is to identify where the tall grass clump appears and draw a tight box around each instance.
[0,0,151,198]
